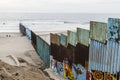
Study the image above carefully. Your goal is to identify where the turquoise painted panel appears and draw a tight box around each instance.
[36,36,50,67]
[77,28,90,46]
[108,18,120,41]
[26,28,31,40]
[67,30,77,46]
[90,21,107,43]
[60,34,67,47]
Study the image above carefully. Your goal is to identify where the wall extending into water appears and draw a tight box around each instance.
[19,18,120,80]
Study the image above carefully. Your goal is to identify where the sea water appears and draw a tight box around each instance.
[0,13,120,32]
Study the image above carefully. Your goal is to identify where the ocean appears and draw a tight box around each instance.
[0,13,120,32]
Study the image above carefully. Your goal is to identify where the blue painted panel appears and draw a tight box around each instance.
[108,18,120,41]
[67,30,77,46]
[60,34,67,47]
[72,64,86,80]
[89,39,120,74]
[26,28,31,40]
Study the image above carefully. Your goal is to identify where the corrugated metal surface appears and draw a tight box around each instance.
[60,34,67,47]
[67,30,77,46]
[36,36,50,67]
[50,33,61,61]
[19,23,26,35]
[31,31,37,49]
[75,43,89,68]
[89,39,120,74]
[26,28,31,40]
[90,21,107,43]
[77,28,90,46]
[108,18,120,41]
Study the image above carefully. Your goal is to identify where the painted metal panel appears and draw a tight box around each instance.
[77,28,90,46]
[36,36,50,67]
[60,34,68,62]
[19,23,26,35]
[31,31,37,49]
[26,28,31,40]
[67,30,77,46]
[51,58,64,76]
[91,71,117,80]
[108,18,120,41]
[60,34,67,47]
[90,21,107,43]
[89,39,120,75]
[63,59,86,80]
[72,64,86,80]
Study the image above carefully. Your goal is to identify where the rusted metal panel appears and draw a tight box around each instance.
[31,31,37,49]
[36,36,50,67]
[67,30,77,46]
[77,28,90,46]
[75,43,89,68]
[50,33,61,62]
[50,33,60,45]
[90,21,107,43]
[89,39,120,75]
[19,23,26,35]
[67,44,75,64]
[108,18,120,41]
[60,34,67,47]
[26,28,31,40]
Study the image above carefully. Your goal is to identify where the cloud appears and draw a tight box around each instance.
[0,0,120,13]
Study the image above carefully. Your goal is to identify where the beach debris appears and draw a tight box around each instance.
[0,60,51,80]
[7,55,20,67]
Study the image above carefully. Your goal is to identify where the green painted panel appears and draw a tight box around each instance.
[77,28,90,46]
[60,34,67,47]
[36,36,50,67]
[67,30,77,46]
[90,21,107,43]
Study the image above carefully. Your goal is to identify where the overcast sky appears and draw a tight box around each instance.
[0,0,120,13]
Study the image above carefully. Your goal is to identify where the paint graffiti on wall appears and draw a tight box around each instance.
[92,71,103,80]
[63,58,74,80]
[104,72,117,80]
[72,64,86,80]
[91,71,117,80]
[50,57,64,76]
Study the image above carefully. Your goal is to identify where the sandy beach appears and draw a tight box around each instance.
[0,32,51,80]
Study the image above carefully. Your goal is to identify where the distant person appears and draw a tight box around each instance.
[3,23,5,25]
